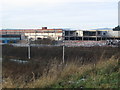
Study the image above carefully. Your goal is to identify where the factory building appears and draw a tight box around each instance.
[0,27,120,43]
[25,27,63,41]
[0,27,63,43]
[64,29,120,41]
[0,34,21,43]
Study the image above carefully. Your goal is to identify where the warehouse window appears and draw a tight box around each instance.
[103,33,106,35]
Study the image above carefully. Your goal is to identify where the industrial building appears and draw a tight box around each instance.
[0,27,63,43]
[0,34,21,43]
[64,29,120,41]
[24,27,63,41]
[0,27,120,43]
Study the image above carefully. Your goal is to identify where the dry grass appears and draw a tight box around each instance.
[2,55,118,88]
[2,45,119,88]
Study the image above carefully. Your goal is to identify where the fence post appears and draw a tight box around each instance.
[62,30,65,64]
[28,38,31,59]
[63,41,65,63]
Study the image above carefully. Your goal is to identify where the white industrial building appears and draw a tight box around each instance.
[1,27,120,44]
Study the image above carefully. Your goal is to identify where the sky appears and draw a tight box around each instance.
[0,0,119,30]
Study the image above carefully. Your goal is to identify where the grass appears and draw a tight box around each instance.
[2,44,119,61]
[48,57,119,88]
[2,55,119,89]
[2,45,120,88]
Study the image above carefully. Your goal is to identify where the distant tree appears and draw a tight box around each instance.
[113,25,120,31]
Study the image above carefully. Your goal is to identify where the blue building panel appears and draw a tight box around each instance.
[0,34,21,43]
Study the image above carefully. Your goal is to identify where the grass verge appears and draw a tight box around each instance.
[2,56,119,88]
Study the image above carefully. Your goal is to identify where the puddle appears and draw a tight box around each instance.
[10,59,29,64]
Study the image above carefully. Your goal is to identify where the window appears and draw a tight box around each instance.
[103,33,106,35]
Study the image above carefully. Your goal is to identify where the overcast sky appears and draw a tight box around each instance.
[0,0,119,30]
